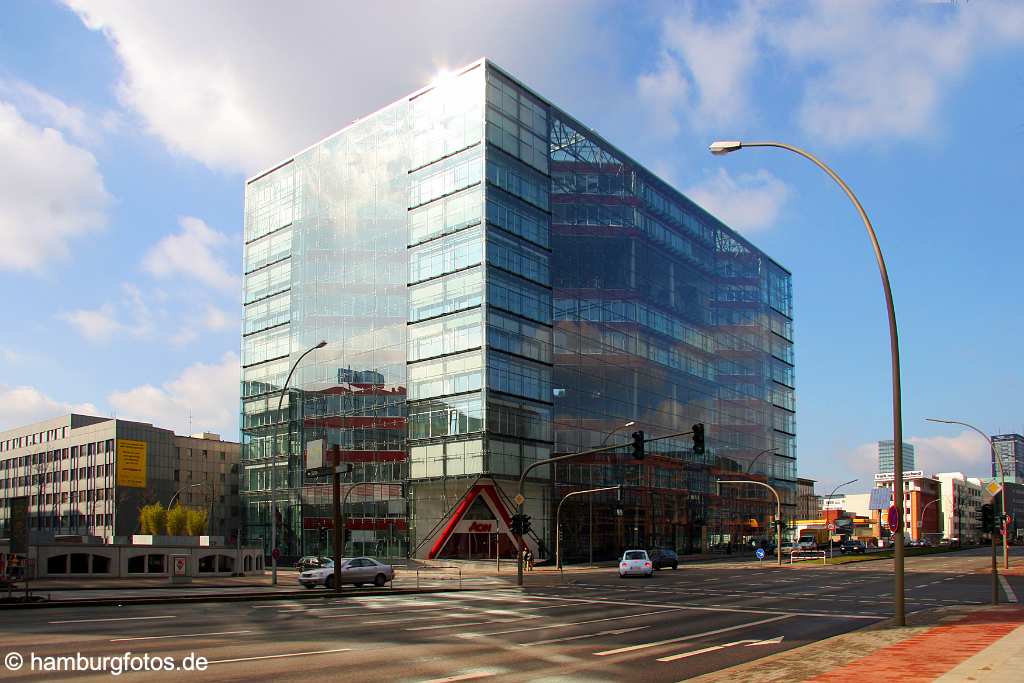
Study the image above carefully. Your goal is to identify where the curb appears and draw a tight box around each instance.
[0,586,487,610]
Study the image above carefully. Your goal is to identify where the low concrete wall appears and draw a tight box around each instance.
[23,543,264,579]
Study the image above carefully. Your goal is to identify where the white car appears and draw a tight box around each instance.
[618,549,653,578]
[298,557,394,589]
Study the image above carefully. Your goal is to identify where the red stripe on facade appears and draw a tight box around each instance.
[426,487,482,560]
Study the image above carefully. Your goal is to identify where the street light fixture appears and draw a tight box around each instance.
[925,417,1009,569]
[168,483,203,509]
[270,340,327,586]
[824,479,858,558]
[746,448,777,475]
[710,139,906,625]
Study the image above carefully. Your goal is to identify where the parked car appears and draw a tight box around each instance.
[797,535,818,551]
[839,539,865,554]
[649,548,679,570]
[298,557,394,589]
[618,549,654,578]
[297,556,332,572]
[780,541,797,555]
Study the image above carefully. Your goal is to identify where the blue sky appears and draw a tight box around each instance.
[2,1,1023,495]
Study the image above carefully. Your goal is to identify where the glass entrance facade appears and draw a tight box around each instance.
[240,59,795,562]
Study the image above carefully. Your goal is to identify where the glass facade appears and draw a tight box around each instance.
[878,440,916,474]
[240,60,795,562]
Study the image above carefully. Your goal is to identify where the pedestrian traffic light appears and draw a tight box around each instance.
[981,504,995,533]
[631,431,645,460]
[692,423,705,455]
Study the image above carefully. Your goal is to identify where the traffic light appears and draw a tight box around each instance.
[521,514,533,537]
[692,423,705,455]
[631,431,645,460]
[980,504,995,533]
[511,514,523,536]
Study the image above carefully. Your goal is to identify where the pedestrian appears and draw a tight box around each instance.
[526,550,534,571]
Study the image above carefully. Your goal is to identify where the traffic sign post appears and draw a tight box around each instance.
[755,547,766,566]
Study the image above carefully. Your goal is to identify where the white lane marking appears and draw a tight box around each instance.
[658,640,760,662]
[461,609,683,638]
[418,672,496,683]
[524,626,649,647]
[111,630,252,642]
[364,612,482,625]
[49,615,176,624]
[523,594,884,620]
[406,616,540,632]
[999,574,1019,603]
[207,648,352,665]
[594,615,793,656]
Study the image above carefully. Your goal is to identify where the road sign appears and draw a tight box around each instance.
[986,481,1003,497]
[887,505,900,532]
[306,467,332,478]
[172,556,187,577]
[514,493,525,506]
[271,548,281,561]
[755,548,766,560]
[827,522,836,531]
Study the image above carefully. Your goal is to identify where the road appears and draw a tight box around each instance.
[1,547,1017,682]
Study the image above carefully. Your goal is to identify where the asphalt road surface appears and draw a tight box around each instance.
[1,547,1017,682]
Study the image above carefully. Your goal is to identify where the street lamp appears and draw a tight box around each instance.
[270,339,327,586]
[168,483,203,509]
[825,479,858,557]
[710,139,906,625]
[925,417,1009,568]
[746,448,777,475]
[718,480,783,565]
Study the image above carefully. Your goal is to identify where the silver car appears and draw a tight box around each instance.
[298,556,395,589]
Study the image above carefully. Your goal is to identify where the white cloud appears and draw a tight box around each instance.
[58,304,125,342]
[58,282,156,343]
[0,99,111,272]
[684,168,789,233]
[108,352,240,439]
[0,385,99,430]
[637,3,761,136]
[641,1,1024,145]
[0,79,94,144]
[65,0,601,173]
[143,216,237,292]
[204,306,234,332]
[909,431,993,479]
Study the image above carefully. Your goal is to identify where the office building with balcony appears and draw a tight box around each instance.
[240,59,796,562]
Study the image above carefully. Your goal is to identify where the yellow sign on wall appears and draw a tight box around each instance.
[116,439,148,488]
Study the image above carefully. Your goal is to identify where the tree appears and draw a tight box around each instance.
[166,503,188,536]
[186,508,209,537]
[138,502,166,535]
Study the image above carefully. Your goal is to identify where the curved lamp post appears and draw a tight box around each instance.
[271,340,327,586]
[918,497,940,540]
[926,417,1009,568]
[556,485,621,571]
[710,139,906,625]
[825,479,858,557]
[168,483,203,510]
[746,448,777,475]
[718,480,782,565]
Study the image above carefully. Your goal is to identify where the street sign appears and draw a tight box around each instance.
[827,522,836,531]
[755,548,766,560]
[887,505,900,532]
[271,548,281,561]
[514,493,525,506]
[172,556,187,577]
[986,481,1003,497]
[306,467,332,479]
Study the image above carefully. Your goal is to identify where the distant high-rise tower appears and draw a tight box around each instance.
[992,434,1024,484]
[878,440,916,473]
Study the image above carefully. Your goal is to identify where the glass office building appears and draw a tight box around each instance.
[240,60,796,562]
[992,434,1024,485]
[878,440,916,475]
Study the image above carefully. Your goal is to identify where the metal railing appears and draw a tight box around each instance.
[413,565,463,590]
[790,550,827,565]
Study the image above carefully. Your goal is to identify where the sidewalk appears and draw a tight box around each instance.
[690,605,1024,683]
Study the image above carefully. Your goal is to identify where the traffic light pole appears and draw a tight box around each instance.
[992,529,999,605]
[514,429,695,587]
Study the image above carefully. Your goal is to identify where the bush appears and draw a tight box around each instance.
[186,508,209,536]
[138,502,167,535]
[167,503,188,536]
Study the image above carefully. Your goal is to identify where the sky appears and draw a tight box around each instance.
[1,0,1023,496]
